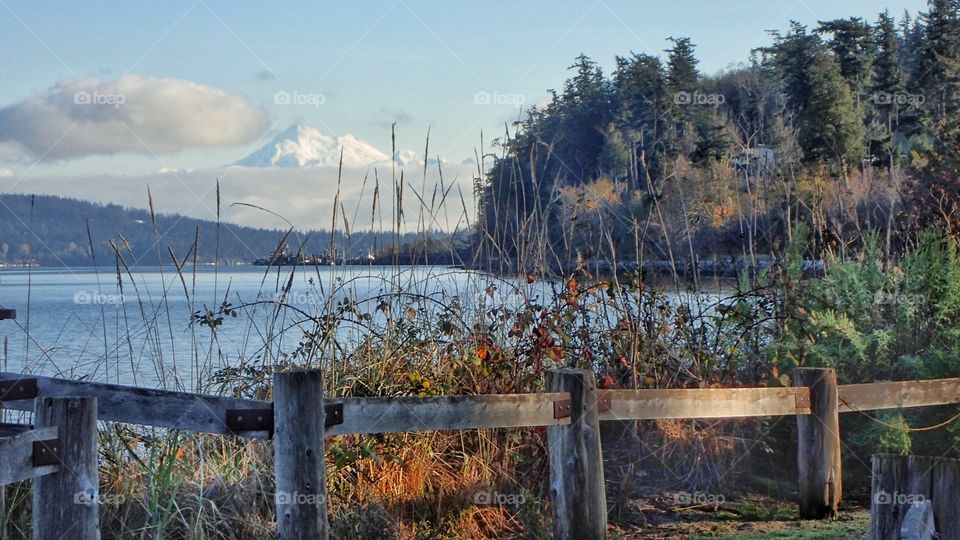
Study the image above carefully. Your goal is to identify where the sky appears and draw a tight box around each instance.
[0,0,933,229]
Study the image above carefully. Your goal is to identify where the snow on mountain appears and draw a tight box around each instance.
[234,123,459,171]
[391,149,449,168]
[393,150,449,167]
[392,149,422,168]
[234,124,390,168]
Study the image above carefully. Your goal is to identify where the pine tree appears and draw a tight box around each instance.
[760,22,822,113]
[872,10,907,135]
[558,54,611,182]
[914,0,960,120]
[873,12,905,101]
[800,51,866,168]
[597,126,632,183]
[816,17,877,106]
[666,37,700,95]
[666,37,700,124]
[665,37,704,156]
[908,1,960,232]
[613,53,669,188]
[900,10,925,81]
[614,53,668,140]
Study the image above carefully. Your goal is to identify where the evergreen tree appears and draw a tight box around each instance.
[909,1,960,231]
[816,17,877,106]
[666,37,700,95]
[690,117,730,165]
[760,22,822,113]
[873,11,905,105]
[665,37,704,157]
[614,53,668,134]
[800,51,866,167]
[613,53,670,188]
[871,10,908,153]
[557,54,611,182]
[597,125,632,183]
[900,10,925,81]
[666,37,701,124]
[914,0,960,120]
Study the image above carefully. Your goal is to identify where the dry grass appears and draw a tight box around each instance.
[0,129,842,538]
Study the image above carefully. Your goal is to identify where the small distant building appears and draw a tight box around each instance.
[730,145,776,175]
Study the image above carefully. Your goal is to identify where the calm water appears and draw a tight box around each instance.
[0,265,530,387]
[0,265,726,389]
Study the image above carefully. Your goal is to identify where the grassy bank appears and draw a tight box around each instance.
[2,159,960,538]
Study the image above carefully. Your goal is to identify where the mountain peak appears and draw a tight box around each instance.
[279,123,311,136]
[392,149,450,168]
[234,124,389,168]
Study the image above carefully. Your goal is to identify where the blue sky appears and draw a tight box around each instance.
[0,0,932,179]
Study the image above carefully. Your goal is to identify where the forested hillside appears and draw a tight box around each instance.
[478,2,960,273]
[0,194,445,266]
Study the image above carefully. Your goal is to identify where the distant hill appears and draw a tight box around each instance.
[0,194,452,267]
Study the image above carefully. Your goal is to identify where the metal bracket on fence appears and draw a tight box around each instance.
[554,393,610,419]
[324,403,344,428]
[597,392,612,413]
[226,403,344,434]
[32,438,61,467]
[226,408,274,434]
[554,399,572,419]
[553,392,612,420]
[795,390,811,410]
[0,378,38,401]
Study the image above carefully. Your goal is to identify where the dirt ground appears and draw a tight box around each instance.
[607,496,870,539]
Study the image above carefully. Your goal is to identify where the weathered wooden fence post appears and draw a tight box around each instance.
[32,396,99,539]
[546,368,606,539]
[930,456,960,539]
[899,500,935,540]
[273,369,329,539]
[794,367,841,519]
[871,454,960,540]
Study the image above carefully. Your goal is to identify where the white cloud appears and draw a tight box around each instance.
[0,168,13,178]
[0,76,267,161]
[0,142,24,161]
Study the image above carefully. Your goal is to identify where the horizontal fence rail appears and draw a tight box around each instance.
[3,373,960,439]
[838,377,960,412]
[0,373,572,437]
[328,393,570,435]
[0,373,273,439]
[598,387,811,420]
[0,426,59,486]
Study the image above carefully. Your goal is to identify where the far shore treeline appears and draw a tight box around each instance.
[477,4,960,274]
[0,194,466,267]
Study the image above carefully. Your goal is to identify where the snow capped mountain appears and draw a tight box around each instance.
[234,124,390,168]
[391,149,449,168]
[392,149,423,168]
[234,124,457,170]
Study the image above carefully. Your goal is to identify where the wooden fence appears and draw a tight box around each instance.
[0,368,958,539]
